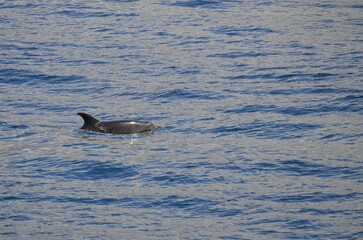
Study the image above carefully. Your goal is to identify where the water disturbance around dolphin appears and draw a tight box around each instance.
[77,112,159,134]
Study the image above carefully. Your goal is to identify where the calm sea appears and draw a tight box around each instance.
[1,0,362,239]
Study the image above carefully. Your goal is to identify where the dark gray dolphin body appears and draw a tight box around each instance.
[77,112,158,134]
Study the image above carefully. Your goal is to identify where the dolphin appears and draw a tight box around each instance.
[77,112,159,134]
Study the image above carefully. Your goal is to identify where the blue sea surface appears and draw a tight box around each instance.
[1,0,362,239]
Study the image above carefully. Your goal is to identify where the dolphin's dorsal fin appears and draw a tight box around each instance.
[77,112,100,130]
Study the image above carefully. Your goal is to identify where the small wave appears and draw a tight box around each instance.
[150,172,203,185]
[164,0,225,9]
[55,10,129,19]
[149,88,225,101]
[0,68,87,86]
[0,2,40,9]
[104,0,139,2]
[226,72,339,82]
[221,98,363,116]
[210,120,322,139]
[254,160,361,179]
[208,51,276,59]
[147,171,224,186]
[69,161,138,180]
[211,26,276,36]
[155,195,217,212]
[255,192,361,203]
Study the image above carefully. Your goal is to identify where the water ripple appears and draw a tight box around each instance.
[1,0,362,239]
[256,192,362,203]
[0,68,87,85]
[211,26,276,36]
[210,120,322,139]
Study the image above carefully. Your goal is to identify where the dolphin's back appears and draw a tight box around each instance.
[98,121,156,134]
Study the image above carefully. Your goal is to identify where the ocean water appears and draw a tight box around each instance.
[1,0,362,239]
